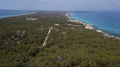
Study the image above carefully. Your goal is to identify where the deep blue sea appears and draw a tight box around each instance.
[0,10,35,18]
[69,12,120,37]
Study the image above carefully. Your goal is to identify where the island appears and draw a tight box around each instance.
[0,11,120,67]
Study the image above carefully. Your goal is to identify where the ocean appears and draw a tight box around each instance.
[69,12,120,37]
[0,10,36,18]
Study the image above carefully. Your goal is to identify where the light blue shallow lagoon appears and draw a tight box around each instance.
[0,10,35,18]
[69,12,120,37]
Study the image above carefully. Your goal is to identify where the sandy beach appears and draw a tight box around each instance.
[65,13,120,39]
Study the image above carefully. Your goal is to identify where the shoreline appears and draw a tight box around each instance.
[0,12,37,19]
[65,13,120,39]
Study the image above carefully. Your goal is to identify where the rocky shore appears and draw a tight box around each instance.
[65,13,120,39]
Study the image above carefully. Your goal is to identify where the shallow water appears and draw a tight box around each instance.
[0,10,35,18]
[69,12,120,37]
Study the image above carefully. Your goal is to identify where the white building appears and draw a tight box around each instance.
[25,17,38,21]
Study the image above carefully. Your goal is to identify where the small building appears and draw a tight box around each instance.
[25,17,38,21]
[55,24,60,26]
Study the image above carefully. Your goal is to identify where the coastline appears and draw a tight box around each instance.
[0,12,37,19]
[65,13,120,39]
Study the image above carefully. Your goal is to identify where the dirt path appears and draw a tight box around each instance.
[42,27,53,47]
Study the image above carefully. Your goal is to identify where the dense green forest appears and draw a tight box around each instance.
[0,12,120,67]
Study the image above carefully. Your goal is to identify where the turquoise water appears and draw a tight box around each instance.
[0,10,36,18]
[69,12,120,37]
